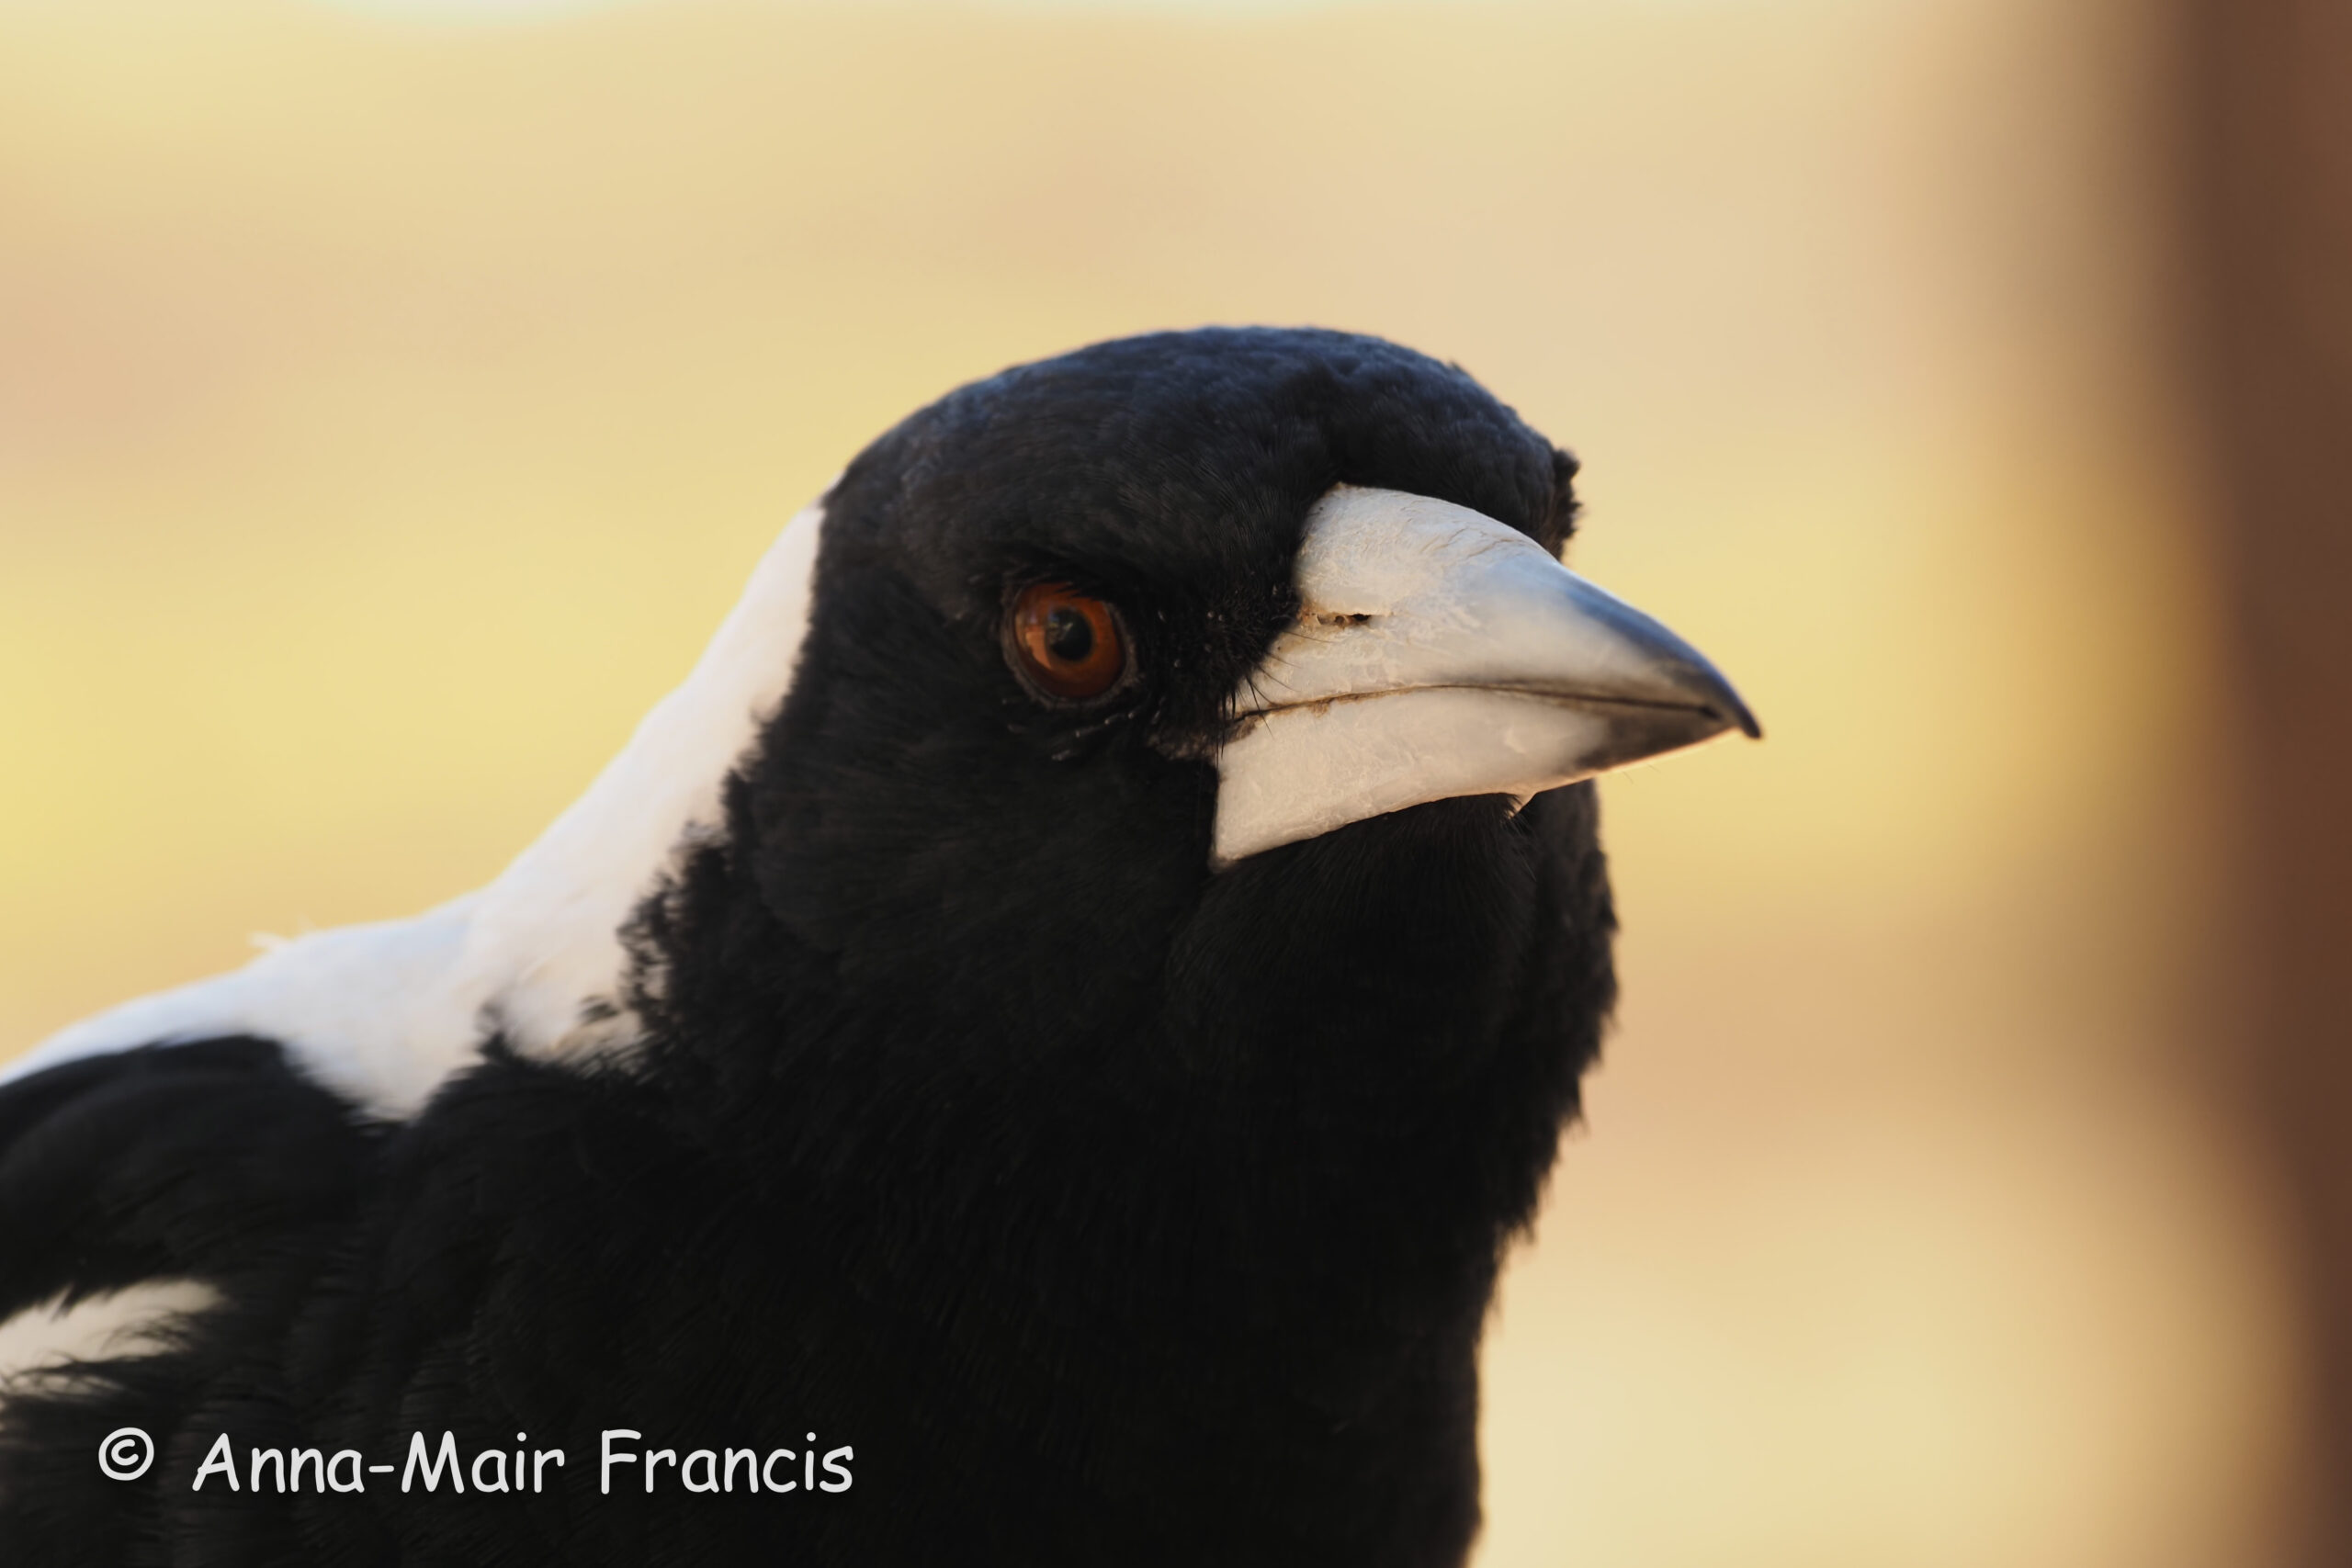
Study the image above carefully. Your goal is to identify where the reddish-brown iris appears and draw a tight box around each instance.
[1008,582,1126,701]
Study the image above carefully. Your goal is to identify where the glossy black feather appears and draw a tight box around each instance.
[0,328,1612,1566]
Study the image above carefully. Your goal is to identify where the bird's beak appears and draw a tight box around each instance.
[1212,485,1759,867]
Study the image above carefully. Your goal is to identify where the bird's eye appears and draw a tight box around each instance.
[1008,582,1127,702]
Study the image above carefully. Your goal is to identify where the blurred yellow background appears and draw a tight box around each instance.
[0,1,2299,1563]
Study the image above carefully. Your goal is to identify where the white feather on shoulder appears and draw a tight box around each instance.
[5,499,830,1119]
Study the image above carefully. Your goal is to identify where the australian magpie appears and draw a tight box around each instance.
[0,327,1755,1567]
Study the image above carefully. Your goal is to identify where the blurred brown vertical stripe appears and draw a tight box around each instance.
[2186,0,2352,1561]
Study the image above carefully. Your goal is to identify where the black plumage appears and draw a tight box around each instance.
[0,328,1713,1567]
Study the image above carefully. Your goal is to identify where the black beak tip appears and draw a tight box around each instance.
[1691,670,1761,741]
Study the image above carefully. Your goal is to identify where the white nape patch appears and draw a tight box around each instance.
[6,500,831,1118]
[0,1281,222,1392]
[442,498,828,1060]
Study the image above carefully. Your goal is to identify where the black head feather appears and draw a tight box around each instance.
[0,327,1613,1568]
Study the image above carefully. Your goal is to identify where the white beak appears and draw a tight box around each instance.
[1211,485,1758,867]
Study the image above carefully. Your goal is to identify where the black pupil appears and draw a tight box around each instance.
[1043,605,1095,664]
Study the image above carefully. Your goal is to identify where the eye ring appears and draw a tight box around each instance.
[1006,582,1129,703]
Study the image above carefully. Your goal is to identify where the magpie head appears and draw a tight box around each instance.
[635,327,1753,1110]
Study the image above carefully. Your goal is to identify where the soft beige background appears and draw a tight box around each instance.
[0,1,2299,1563]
